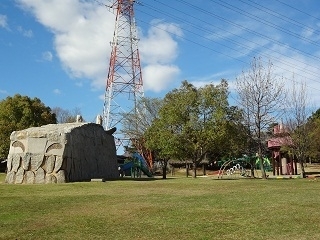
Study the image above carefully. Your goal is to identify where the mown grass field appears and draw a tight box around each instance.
[1,173,320,240]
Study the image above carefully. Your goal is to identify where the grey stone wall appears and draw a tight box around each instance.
[5,123,118,184]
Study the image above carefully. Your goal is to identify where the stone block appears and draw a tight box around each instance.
[55,170,66,183]
[15,168,25,184]
[25,171,35,184]
[44,155,55,173]
[54,156,63,172]
[91,178,105,182]
[35,168,45,184]
[5,171,15,184]
[6,122,118,184]
[27,137,47,154]
[30,154,44,171]
[11,154,21,172]
[7,154,12,172]
[45,173,57,184]
[22,152,31,170]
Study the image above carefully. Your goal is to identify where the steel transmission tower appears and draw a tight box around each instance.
[103,0,144,151]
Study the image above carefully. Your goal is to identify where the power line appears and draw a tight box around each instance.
[274,0,320,22]
[209,0,320,48]
[136,15,249,65]
[140,1,320,80]
[142,1,320,74]
[172,0,320,63]
[238,0,320,37]
[91,0,320,92]
[136,15,320,92]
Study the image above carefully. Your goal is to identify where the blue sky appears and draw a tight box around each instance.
[1,0,320,122]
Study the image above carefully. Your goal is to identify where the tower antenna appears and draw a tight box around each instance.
[103,0,144,153]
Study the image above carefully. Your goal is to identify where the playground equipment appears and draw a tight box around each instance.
[218,156,272,179]
[255,157,272,171]
[120,153,153,178]
[267,124,299,176]
[218,158,251,179]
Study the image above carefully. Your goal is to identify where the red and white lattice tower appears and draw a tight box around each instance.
[103,0,144,150]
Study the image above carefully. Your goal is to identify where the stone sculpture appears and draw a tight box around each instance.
[96,114,103,125]
[5,122,118,184]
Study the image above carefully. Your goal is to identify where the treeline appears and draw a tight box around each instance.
[0,58,319,178]
[122,58,319,178]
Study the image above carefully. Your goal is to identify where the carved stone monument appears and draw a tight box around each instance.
[5,123,118,184]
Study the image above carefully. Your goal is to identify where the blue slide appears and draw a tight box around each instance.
[120,153,153,177]
[132,153,153,177]
[121,161,134,172]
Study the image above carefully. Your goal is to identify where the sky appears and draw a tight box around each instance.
[1,0,320,123]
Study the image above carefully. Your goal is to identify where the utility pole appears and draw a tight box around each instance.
[103,0,144,152]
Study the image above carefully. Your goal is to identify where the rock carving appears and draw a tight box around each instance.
[5,123,118,184]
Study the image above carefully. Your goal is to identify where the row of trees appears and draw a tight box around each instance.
[123,57,316,179]
[0,94,82,160]
[0,58,317,179]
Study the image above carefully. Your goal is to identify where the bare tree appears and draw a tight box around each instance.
[121,97,163,172]
[52,107,82,123]
[121,97,163,140]
[285,78,312,177]
[236,57,286,179]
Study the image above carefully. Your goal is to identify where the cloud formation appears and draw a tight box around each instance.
[17,26,33,37]
[143,64,180,92]
[140,21,182,92]
[0,14,8,29]
[53,88,61,95]
[0,89,9,95]
[17,0,114,89]
[42,51,53,61]
[17,0,181,92]
[203,10,320,106]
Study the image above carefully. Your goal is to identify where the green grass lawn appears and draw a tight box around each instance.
[0,173,320,240]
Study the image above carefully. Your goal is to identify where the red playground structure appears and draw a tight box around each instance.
[267,124,299,176]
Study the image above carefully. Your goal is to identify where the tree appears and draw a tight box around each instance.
[307,109,320,162]
[236,57,286,179]
[145,117,176,179]
[51,107,82,123]
[121,97,163,176]
[219,106,249,159]
[0,94,56,159]
[307,116,320,162]
[285,79,312,177]
[121,97,163,140]
[146,80,236,178]
[309,108,320,120]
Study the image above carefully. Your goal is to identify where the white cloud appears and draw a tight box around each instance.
[17,26,33,37]
[139,21,182,91]
[143,64,180,92]
[301,28,314,38]
[75,81,83,87]
[140,21,182,65]
[99,93,104,101]
[17,0,115,89]
[0,89,9,95]
[53,88,61,94]
[301,26,320,42]
[0,14,8,29]
[42,51,53,61]
[17,1,182,93]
